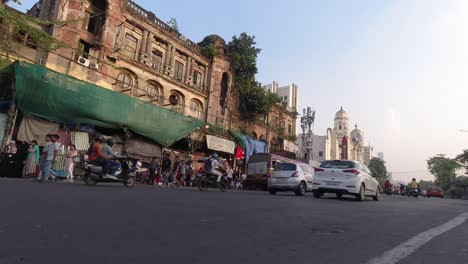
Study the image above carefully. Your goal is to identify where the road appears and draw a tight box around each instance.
[0,178,467,264]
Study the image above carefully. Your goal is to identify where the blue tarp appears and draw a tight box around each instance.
[243,135,268,163]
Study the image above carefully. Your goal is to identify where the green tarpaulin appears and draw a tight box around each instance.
[0,61,203,147]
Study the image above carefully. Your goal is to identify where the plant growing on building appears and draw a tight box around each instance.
[167,17,179,31]
[227,33,280,123]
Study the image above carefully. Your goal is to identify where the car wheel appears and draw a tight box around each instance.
[269,189,277,195]
[336,193,343,199]
[313,191,322,199]
[356,185,365,201]
[295,182,306,196]
[373,188,380,201]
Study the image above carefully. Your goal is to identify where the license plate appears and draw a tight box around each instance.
[326,182,339,186]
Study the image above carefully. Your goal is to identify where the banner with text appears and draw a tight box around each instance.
[206,135,236,154]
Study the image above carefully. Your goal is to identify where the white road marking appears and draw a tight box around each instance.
[365,212,468,264]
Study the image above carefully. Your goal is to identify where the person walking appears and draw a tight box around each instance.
[226,163,234,189]
[148,157,160,186]
[64,144,78,182]
[39,134,60,182]
[161,153,172,187]
[171,156,181,187]
[22,140,40,177]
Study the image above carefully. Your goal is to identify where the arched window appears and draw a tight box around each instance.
[115,72,133,91]
[146,81,163,103]
[168,90,185,114]
[188,99,203,119]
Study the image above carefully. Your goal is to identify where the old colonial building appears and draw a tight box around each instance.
[0,0,297,154]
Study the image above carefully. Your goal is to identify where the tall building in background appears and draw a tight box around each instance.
[364,145,373,165]
[378,152,385,161]
[263,82,298,111]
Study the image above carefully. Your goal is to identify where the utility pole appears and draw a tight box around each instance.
[300,107,315,164]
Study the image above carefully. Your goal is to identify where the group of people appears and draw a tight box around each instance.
[144,153,194,187]
[1,134,79,182]
[140,153,245,189]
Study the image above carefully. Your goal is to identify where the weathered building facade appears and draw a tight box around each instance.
[0,0,297,154]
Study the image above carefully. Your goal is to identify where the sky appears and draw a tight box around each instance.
[9,0,468,181]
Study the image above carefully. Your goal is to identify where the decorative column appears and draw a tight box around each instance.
[146,32,154,55]
[139,30,148,61]
[185,56,192,85]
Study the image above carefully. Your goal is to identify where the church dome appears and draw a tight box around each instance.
[350,124,364,140]
[335,107,349,120]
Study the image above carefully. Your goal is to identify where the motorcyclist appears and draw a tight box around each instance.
[101,139,122,176]
[410,178,418,189]
[204,153,224,186]
[89,136,117,180]
[384,180,391,192]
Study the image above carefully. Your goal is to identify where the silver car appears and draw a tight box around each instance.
[267,162,314,196]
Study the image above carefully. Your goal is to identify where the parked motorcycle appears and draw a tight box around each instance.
[83,158,136,188]
[196,170,229,192]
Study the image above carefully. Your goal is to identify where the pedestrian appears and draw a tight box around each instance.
[233,170,240,190]
[39,134,60,182]
[148,157,160,186]
[1,140,19,178]
[226,163,234,189]
[185,160,193,187]
[171,156,181,187]
[64,144,78,182]
[22,140,40,178]
[161,153,172,186]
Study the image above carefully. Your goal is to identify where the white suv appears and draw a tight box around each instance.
[312,160,379,201]
[267,162,314,196]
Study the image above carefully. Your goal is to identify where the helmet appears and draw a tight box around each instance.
[412,178,416,181]
[211,153,219,159]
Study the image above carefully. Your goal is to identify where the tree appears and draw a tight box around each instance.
[226,33,279,122]
[167,17,179,32]
[368,158,387,182]
[427,154,462,190]
[456,150,468,174]
[454,176,468,193]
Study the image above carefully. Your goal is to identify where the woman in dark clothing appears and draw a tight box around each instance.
[1,141,19,178]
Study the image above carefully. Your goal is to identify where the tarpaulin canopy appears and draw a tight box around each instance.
[0,61,203,147]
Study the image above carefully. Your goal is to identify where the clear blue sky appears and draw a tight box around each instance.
[9,0,468,181]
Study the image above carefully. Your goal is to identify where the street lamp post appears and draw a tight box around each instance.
[301,107,315,164]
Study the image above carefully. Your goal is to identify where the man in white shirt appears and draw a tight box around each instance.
[40,134,60,182]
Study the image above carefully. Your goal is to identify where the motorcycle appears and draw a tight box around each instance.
[83,158,136,188]
[409,188,419,198]
[196,170,229,192]
[384,186,393,195]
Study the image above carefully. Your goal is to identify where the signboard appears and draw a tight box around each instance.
[206,135,236,154]
[283,140,298,153]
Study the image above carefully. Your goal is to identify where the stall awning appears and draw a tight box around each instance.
[0,61,203,147]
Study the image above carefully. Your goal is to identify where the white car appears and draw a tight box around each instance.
[267,162,314,196]
[312,160,379,201]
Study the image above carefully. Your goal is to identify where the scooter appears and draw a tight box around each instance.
[409,188,419,198]
[83,158,136,187]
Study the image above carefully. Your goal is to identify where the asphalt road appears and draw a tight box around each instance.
[0,178,467,264]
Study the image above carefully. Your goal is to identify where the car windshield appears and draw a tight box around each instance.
[320,161,355,169]
[274,163,297,171]
[429,187,441,191]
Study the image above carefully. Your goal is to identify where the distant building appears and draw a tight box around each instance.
[364,145,373,165]
[378,152,385,161]
[263,82,298,111]
[296,133,331,163]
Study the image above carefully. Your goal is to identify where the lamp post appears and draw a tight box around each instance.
[301,107,315,163]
